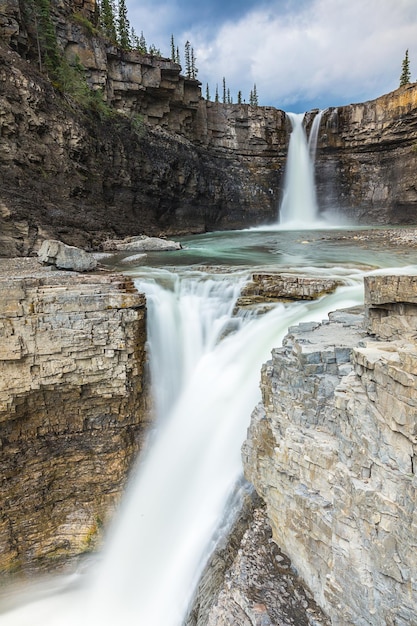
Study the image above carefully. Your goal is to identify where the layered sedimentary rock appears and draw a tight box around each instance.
[0,39,283,256]
[2,1,417,256]
[0,259,149,576]
[317,84,417,223]
[243,276,417,625]
[236,273,341,310]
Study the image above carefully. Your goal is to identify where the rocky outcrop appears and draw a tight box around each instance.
[101,234,182,252]
[0,259,149,576]
[186,482,329,626]
[317,84,417,223]
[204,506,330,626]
[236,273,341,310]
[243,276,417,625]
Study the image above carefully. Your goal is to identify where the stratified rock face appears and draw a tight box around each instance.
[0,41,283,256]
[365,273,417,339]
[243,279,417,625]
[236,273,341,310]
[1,0,417,255]
[0,260,149,576]
[317,85,417,223]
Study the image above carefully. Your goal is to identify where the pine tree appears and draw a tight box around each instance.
[149,43,161,56]
[35,0,61,76]
[139,31,147,53]
[131,26,140,50]
[170,34,175,62]
[100,0,117,41]
[215,84,219,103]
[227,88,231,104]
[250,84,258,106]
[400,49,411,86]
[175,46,180,65]
[191,47,198,79]
[206,83,210,101]
[117,0,131,49]
[237,90,242,104]
[222,77,226,103]
[184,40,191,78]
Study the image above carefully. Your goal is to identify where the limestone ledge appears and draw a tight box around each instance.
[243,276,417,625]
[0,260,149,576]
[235,273,342,311]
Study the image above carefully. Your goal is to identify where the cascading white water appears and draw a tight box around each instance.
[141,271,245,420]
[0,266,364,626]
[84,272,364,626]
[279,111,323,227]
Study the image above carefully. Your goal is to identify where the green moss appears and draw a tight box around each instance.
[72,12,100,36]
[82,515,104,552]
[131,113,145,137]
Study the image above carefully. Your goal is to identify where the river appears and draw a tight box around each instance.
[3,111,417,624]
[1,224,417,625]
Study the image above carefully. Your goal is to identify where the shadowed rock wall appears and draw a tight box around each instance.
[1,1,417,256]
[317,85,417,223]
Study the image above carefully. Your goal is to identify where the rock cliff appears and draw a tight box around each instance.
[0,259,149,576]
[243,276,417,625]
[317,85,417,223]
[1,1,417,256]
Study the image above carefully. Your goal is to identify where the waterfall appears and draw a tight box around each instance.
[0,268,363,626]
[279,110,324,227]
[85,273,361,626]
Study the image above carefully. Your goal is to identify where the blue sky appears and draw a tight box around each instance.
[125,0,417,112]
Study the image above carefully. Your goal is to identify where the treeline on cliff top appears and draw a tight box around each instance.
[22,0,260,116]
[19,1,415,118]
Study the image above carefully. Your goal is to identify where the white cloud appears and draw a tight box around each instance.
[125,0,417,110]
[126,0,178,53]
[193,0,417,110]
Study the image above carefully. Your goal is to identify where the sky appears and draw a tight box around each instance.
[125,0,417,112]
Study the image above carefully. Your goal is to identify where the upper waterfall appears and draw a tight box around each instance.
[279,111,324,228]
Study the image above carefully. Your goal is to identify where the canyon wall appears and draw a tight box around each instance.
[243,277,417,625]
[317,85,417,224]
[0,259,149,577]
[1,1,417,256]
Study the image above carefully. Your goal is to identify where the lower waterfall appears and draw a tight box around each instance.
[82,271,364,626]
[0,264,364,626]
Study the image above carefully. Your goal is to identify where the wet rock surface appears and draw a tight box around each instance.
[205,506,330,626]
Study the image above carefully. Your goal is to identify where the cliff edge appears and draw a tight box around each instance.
[0,259,149,577]
[243,275,417,625]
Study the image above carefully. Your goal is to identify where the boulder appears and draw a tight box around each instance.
[102,235,182,252]
[120,253,147,265]
[38,239,98,272]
